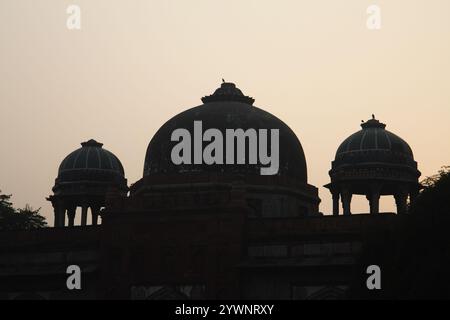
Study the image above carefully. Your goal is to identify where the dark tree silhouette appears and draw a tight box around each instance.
[0,191,47,231]
[348,167,450,299]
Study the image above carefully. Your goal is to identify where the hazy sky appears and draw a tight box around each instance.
[1,0,450,225]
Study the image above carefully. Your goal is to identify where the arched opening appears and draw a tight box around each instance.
[379,196,397,214]
[348,194,370,215]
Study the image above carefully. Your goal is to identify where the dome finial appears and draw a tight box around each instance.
[201,81,255,105]
[361,115,386,129]
[81,139,103,148]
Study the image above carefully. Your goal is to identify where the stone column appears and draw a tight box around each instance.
[367,184,382,214]
[53,206,60,227]
[81,205,88,226]
[91,206,100,225]
[341,189,352,216]
[67,207,76,227]
[60,207,66,227]
[332,191,340,216]
[52,200,65,227]
[369,190,380,214]
[395,188,409,215]
[53,208,59,228]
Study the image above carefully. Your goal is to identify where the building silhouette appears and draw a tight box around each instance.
[0,82,420,299]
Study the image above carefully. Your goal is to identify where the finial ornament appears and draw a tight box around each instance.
[81,139,103,148]
[201,81,255,105]
[361,115,386,129]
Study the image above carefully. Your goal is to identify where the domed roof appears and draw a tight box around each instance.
[333,116,416,169]
[143,82,308,182]
[57,139,125,184]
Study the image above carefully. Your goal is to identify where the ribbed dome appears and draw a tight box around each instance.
[325,116,421,215]
[57,139,125,184]
[143,82,308,182]
[334,116,416,168]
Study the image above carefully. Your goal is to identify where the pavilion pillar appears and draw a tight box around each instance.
[81,205,88,226]
[67,207,76,227]
[54,209,59,227]
[60,207,66,227]
[341,189,352,216]
[367,184,382,214]
[51,199,66,227]
[369,191,380,214]
[53,204,61,227]
[332,191,340,216]
[395,188,409,215]
[91,206,100,226]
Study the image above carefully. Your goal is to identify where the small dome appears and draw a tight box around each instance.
[334,116,416,169]
[143,82,308,182]
[326,116,421,215]
[56,139,125,185]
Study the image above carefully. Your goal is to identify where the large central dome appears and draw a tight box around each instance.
[143,82,308,182]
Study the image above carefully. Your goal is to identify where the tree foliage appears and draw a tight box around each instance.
[0,191,47,231]
[348,166,450,299]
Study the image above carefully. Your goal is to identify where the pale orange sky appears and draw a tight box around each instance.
[1,1,450,225]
